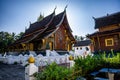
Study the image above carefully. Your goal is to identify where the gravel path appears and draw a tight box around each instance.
[0,63,25,80]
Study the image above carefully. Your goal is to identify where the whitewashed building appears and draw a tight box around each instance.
[73,40,92,57]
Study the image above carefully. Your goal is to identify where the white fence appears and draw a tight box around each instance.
[0,50,75,80]
[0,50,73,66]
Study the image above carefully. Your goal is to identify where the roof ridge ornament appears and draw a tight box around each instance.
[29,21,31,25]
[64,5,68,11]
[53,6,57,13]
[92,16,96,20]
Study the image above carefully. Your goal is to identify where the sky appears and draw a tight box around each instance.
[0,0,120,36]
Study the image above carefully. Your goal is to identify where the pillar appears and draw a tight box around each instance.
[97,35,101,49]
[25,56,38,80]
[29,43,33,51]
[67,44,70,51]
[49,42,53,51]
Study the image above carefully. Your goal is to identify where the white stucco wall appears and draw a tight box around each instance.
[74,46,91,56]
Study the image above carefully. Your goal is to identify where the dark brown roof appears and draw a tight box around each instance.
[14,10,75,44]
[89,28,120,37]
[94,12,120,29]
[32,11,65,40]
[74,40,91,47]
[24,12,55,36]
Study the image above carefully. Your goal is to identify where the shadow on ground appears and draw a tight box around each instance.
[0,63,25,80]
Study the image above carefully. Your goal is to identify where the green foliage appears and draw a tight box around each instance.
[74,35,85,41]
[74,52,120,77]
[34,52,120,80]
[15,32,24,40]
[0,31,24,53]
[34,62,72,80]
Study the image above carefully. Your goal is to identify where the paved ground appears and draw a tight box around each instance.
[0,62,25,80]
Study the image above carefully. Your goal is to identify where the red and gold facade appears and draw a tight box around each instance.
[9,10,75,51]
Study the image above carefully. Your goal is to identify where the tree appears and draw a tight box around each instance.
[0,31,14,52]
[74,35,85,41]
[79,36,84,41]
[74,35,78,40]
[0,31,24,53]
[15,32,24,40]
[85,34,90,40]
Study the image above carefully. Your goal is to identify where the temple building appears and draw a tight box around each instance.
[9,9,75,52]
[89,12,120,52]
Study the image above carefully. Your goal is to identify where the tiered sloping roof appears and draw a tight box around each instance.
[94,12,120,29]
[74,40,91,47]
[90,12,120,37]
[89,28,120,37]
[14,10,75,44]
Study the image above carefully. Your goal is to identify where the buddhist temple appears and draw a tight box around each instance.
[89,12,120,52]
[9,9,75,52]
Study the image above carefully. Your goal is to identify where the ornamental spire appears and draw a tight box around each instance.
[53,6,57,13]
[37,13,44,22]
[92,16,96,20]
[64,5,68,11]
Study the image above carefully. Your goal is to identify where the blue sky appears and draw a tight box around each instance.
[0,0,120,36]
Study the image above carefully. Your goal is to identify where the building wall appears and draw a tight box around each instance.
[93,34,120,51]
[93,37,99,51]
[10,25,74,51]
[74,46,91,56]
[99,24,119,32]
[54,24,66,50]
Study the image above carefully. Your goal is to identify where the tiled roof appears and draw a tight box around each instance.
[89,28,120,37]
[13,10,74,44]
[24,12,55,36]
[94,12,120,29]
[74,40,91,47]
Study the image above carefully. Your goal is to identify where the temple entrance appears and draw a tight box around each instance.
[33,40,42,51]
[49,42,53,50]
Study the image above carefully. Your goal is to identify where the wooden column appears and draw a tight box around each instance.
[67,44,70,51]
[21,43,25,51]
[97,34,101,49]
[66,36,70,51]
[92,37,95,46]
[29,43,33,51]
[91,37,95,52]
[49,42,53,51]
[42,39,46,49]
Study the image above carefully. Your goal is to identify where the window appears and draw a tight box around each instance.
[86,47,89,51]
[105,38,114,46]
[80,47,82,50]
[76,47,78,50]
